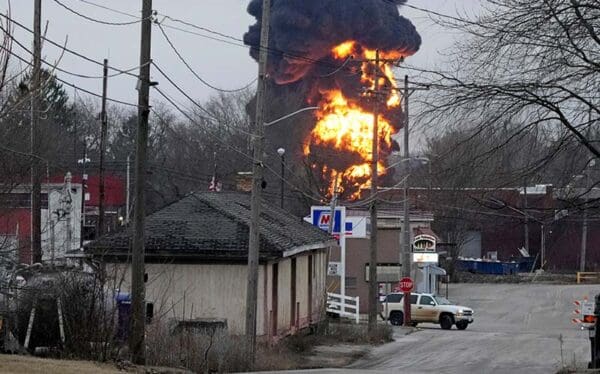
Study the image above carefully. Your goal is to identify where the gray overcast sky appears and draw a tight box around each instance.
[5,1,478,111]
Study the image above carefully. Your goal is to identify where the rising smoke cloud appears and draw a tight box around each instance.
[244,0,421,84]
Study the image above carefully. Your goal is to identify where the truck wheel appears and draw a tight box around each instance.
[390,311,404,326]
[456,321,468,330]
[440,314,453,330]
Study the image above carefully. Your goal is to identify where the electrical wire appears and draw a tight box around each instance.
[0,45,139,108]
[77,0,140,19]
[151,63,225,123]
[52,0,149,26]
[156,14,244,44]
[319,56,352,78]
[1,22,147,81]
[156,23,257,93]
[0,13,140,78]
[150,65,331,202]
[154,15,357,75]
[151,87,324,203]
[152,61,256,139]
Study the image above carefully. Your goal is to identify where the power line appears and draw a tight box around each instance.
[159,23,248,48]
[156,23,257,93]
[152,62,256,139]
[156,14,244,44]
[52,0,149,26]
[150,67,328,201]
[77,0,140,19]
[0,44,139,108]
[0,13,140,77]
[153,15,355,74]
[2,22,147,80]
[152,87,324,203]
[151,62,222,122]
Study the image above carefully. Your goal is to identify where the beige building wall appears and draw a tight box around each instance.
[276,257,292,334]
[312,250,327,319]
[263,249,328,337]
[107,249,328,338]
[109,263,265,336]
[295,255,309,326]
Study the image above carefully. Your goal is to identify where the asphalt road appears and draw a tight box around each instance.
[349,283,599,374]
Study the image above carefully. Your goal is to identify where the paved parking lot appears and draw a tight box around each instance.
[349,283,598,373]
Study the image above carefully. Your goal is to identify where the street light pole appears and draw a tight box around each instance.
[277,148,285,209]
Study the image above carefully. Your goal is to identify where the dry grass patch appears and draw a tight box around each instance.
[0,354,120,374]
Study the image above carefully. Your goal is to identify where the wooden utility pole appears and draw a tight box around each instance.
[130,0,152,365]
[246,0,271,359]
[98,59,108,237]
[30,0,42,264]
[327,178,339,235]
[401,75,412,325]
[368,50,380,332]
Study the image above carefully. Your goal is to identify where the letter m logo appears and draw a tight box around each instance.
[319,213,331,226]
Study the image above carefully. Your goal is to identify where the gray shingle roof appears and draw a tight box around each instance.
[86,191,333,261]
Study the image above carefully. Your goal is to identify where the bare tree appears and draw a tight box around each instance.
[417,0,600,172]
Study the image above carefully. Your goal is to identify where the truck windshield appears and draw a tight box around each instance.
[434,296,452,305]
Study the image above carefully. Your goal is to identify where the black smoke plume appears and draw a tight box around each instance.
[244,0,421,200]
[244,0,421,84]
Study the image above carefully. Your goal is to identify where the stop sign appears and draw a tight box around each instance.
[398,277,414,293]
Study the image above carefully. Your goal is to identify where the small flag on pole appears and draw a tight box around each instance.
[209,176,222,192]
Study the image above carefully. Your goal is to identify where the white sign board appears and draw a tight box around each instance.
[310,206,346,234]
[413,234,436,251]
[413,252,439,263]
[328,262,341,276]
[582,301,596,323]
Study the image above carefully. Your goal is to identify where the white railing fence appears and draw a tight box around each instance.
[326,292,360,324]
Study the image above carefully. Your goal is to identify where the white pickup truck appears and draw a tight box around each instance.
[381,292,474,330]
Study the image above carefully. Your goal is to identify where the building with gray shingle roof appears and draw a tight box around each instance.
[81,191,334,338]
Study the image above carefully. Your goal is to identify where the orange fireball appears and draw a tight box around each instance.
[304,41,407,199]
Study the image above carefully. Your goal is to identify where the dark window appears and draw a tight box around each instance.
[385,293,403,303]
[419,295,435,306]
[291,258,297,327]
[410,294,418,304]
[146,302,154,323]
